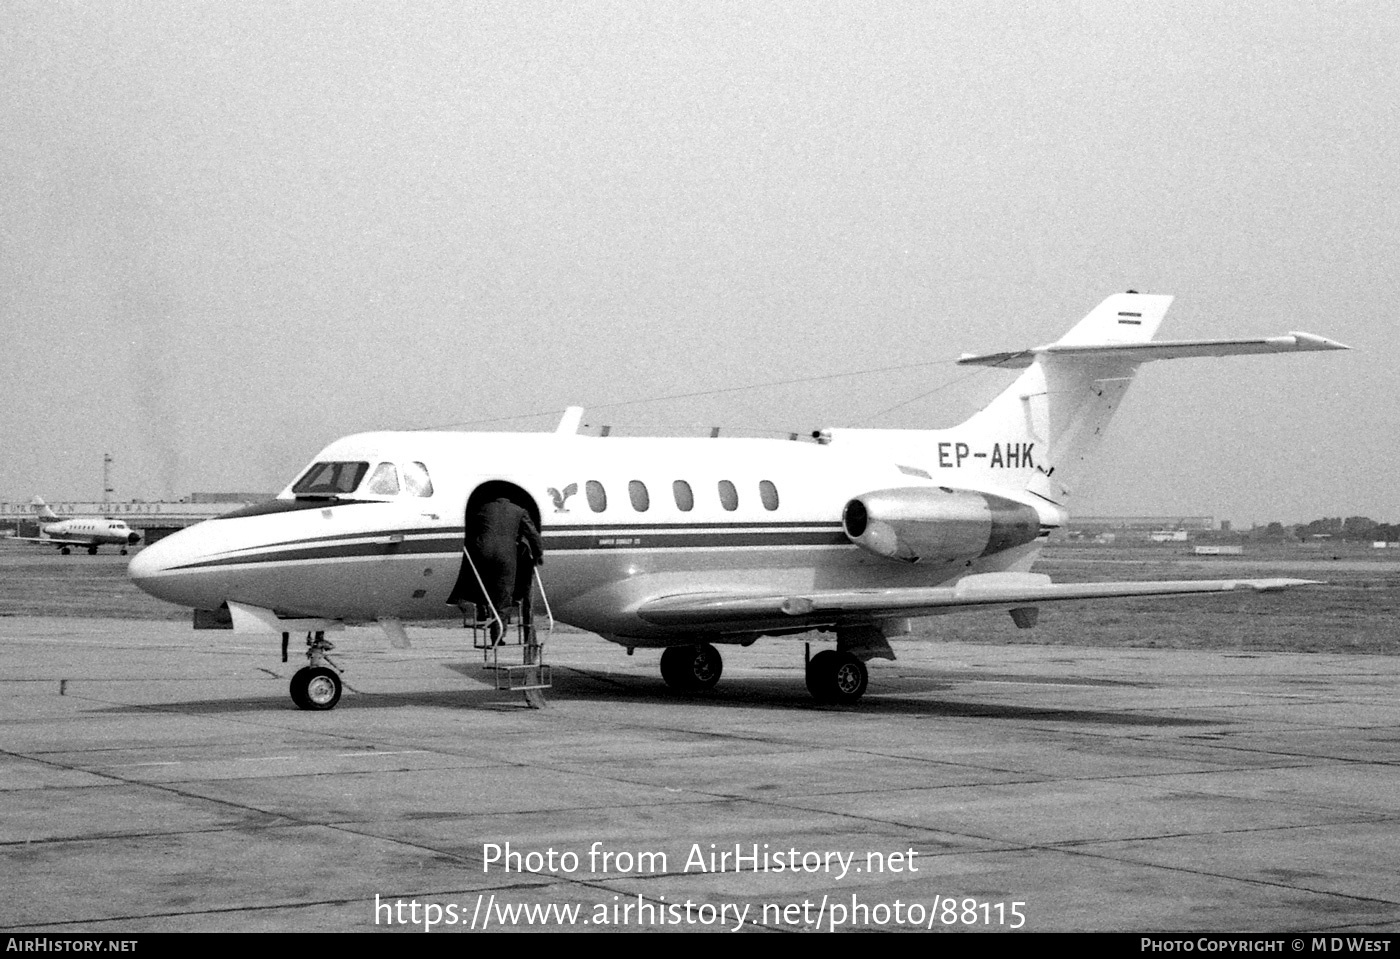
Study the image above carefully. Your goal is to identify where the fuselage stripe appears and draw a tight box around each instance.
[163,528,853,572]
[204,521,843,556]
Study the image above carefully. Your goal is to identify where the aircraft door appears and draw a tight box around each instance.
[447,482,543,631]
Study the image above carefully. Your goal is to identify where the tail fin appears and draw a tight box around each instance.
[955,293,1174,504]
[822,293,1347,510]
[953,293,1346,505]
[30,496,60,521]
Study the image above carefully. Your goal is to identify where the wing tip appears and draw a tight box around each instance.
[1237,578,1323,592]
[1285,331,1351,352]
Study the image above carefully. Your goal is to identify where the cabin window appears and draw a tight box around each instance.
[366,462,401,495]
[403,461,434,497]
[673,480,694,512]
[718,479,738,511]
[759,480,779,511]
[628,480,650,512]
[586,480,607,512]
[292,461,369,496]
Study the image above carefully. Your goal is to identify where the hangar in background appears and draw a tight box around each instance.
[1064,515,1218,542]
[0,493,271,544]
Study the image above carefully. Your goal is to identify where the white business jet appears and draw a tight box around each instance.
[128,293,1347,710]
[21,497,143,555]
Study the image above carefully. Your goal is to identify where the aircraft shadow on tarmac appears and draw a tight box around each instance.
[93,661,1212,727]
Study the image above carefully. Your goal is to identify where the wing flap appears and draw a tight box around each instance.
[636,574,1318,628]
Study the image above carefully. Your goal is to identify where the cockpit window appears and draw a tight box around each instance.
[365,462,400,495]
[402,461,434,497]
[292,461,370,496]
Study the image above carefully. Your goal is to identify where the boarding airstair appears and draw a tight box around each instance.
[460,554,553,706]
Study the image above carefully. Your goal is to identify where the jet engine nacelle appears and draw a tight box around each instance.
[842,486,1041,565]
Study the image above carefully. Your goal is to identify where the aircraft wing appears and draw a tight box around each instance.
[14,536,92,546]
[635,572,1316,630]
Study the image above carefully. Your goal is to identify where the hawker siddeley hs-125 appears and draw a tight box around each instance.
[20,497,143,555]
[128,293,1347,710]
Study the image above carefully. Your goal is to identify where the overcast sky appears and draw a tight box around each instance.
[2,1,1394,526]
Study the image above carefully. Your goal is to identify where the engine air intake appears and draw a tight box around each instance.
[842,486,1040,565]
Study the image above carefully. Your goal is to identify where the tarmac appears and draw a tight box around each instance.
[2,615,1398,933]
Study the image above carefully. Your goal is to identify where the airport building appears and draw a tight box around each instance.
[1064,515,1216,541]
[0,494,270,543]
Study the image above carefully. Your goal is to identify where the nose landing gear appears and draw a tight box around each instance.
[290,632,342,710]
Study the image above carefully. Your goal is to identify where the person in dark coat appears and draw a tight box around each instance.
[472,496,543,611]
[447,497,543,642]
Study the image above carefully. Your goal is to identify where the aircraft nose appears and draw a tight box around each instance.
[127,536,171,585]
[128,531,142,546]
[128,529,205,607]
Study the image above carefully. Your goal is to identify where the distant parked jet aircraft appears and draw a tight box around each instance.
[20,497,142,555]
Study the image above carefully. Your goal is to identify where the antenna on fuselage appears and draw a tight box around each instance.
[555,407,585,435]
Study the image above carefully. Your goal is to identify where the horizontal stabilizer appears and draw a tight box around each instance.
[636,575,1318,629]
[959,332,1349,369]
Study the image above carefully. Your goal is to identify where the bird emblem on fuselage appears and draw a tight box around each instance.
[548,483,578,512]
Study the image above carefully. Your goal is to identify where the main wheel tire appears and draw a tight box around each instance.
[659,646,687,689]
[828,652,868,705]
[290,666,342,711]
[60,547,71,555]
[659,643,724,691]
[806,650,868,705]
[805,650,837,699]
[688,643,723,690]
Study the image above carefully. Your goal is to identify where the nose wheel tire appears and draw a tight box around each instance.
[291,666,342,711]
[806,650,868,705]
[660,643,723,691]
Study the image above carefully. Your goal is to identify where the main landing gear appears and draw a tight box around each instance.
[655,641,872,704]
[659,643,724,692]
[805,650,868,706]
[289,631,342,710]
